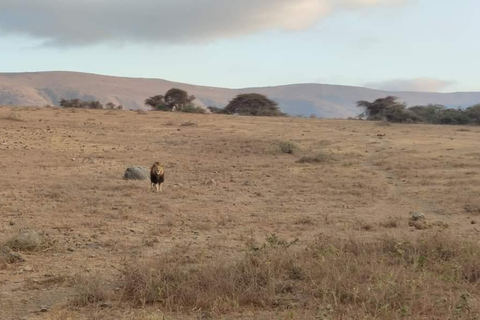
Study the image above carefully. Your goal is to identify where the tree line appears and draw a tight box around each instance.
[59,99,123,110]
[357,96,480,125]
[58,88,285,117]
[145,88,285,116]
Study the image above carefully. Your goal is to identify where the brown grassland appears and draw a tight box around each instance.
[1,106,480,320]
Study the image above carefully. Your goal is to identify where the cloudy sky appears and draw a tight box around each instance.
[0,0,478,92]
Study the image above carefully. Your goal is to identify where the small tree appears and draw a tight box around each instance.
[164,88,196,111]
[105,102,116,110]
[145,95,166,110]
[88,101,103,109]
[146,89,197,112]
[466,104,480,125]
[357,96,419,123]
[409,104,446,124]
[224,93,284,116]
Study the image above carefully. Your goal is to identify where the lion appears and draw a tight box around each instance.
[150,162,165,192]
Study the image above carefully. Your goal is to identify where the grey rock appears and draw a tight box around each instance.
[123,166,149,180]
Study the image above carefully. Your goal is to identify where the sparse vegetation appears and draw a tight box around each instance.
[296,151,332,163]
[2,107,480,319]
[72,233,480,318]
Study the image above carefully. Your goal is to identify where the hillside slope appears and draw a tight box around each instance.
[1,71,479,117]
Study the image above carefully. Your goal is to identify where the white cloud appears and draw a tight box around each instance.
[365,78,456,92]
[0,0,407,46]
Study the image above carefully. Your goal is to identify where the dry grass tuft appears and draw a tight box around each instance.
[180,121,197,127]
[380,218,399,228]
[294,216,315,225]
[4,229,48,252]
[0,246,25,268]
[296,151,332,164]
[71,273,111,307]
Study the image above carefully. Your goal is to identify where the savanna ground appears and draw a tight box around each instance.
[1,107,480,320]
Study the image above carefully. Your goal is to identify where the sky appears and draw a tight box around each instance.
[0,0,479,92]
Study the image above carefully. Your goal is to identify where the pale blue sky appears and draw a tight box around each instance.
[0,0,479,92]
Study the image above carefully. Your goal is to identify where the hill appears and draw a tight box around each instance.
[1,71,479,117]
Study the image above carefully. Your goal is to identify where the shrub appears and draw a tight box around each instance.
[71,273,110,307]
[180,105,206,114]
[277,141,298,154]
[4,229,47,252]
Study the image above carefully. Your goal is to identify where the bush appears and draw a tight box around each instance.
[71,273,110,307]
[277,141,298,154]
[180,105,206,114]
[4,229,47,252]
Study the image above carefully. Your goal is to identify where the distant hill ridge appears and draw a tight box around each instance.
[1,71,479,118]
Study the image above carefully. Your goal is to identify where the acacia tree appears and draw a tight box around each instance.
[164,88,196,111]
[224,93,284,116]
[145,89,197,111]
[144,95,166,110]
[357,96,403,118]
[356,96,419,123]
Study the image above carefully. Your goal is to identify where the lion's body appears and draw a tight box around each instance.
[150,162,165,192]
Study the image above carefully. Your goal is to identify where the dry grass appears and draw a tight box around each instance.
[71,273,111,307]
[296,151,332,163]
[2,107,480,319]
[72,232,480,319]
[380,218,400,228]
[0,246,24,268]
[180,121,197,127]
[1,112,25,122]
